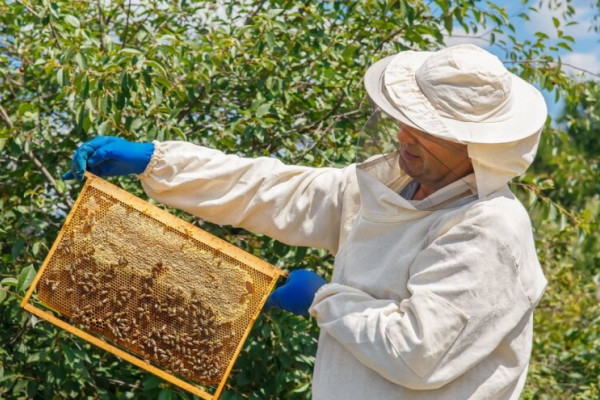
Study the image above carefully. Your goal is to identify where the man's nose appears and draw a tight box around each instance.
[397,128,418,144]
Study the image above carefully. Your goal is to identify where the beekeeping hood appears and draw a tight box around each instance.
[363,44,547,198]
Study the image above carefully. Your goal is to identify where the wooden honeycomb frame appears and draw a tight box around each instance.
[21,172,285,399]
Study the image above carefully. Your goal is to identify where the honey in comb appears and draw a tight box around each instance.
[82,197,252,322]
[37,188,259,385]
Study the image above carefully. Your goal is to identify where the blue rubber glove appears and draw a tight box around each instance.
[264,269,327,316]
[62,136,155,180]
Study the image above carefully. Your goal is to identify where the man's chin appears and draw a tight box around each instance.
[399,156,418,178]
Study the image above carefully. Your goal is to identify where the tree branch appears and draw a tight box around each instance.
[96,0,105,51]
[0,103,74,208]
[0,103,12,128]
[121,0,132,49]
[176,86,206,123]
[375,27,406,52]
[244,0,267,26]
[292,107,364,163]
[503,58,600,79]
[297,94,347,135]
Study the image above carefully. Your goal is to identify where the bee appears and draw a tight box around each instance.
[152,261,166,276]
[47,280,60,291]
[104,267,117,280]
[58,242,73,256]
[90,273,101,284]
[192,364,203,372]
[82,220,94,234]
[164,334,174,345]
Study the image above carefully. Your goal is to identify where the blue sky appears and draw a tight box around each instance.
[444,0,599,121]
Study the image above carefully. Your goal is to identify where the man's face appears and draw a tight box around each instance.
[397,124,473,193]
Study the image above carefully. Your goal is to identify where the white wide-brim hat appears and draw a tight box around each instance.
[364,44,547,144]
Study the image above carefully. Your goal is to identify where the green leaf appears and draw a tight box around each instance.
[64,15,80,28]
[142,375,162,390]
[120,48,143,56]
[1,278,18,287]
[77,75,90,98]
[443,14,453,34]
[57,68,65,86]
[0,283,6,303]
[17,265,36,293]
[31,241,43,257]
[98,120,111,135]
[17,103,34,116]
[255,102,272,118]
[145,60,168,78]
[12,239,25,260]
[121,72,129,92]
[55,179,67,195]
[158,390,174,400]
[63,344,76,367]
[129,118,143,132]
[557,42,572,51]
[75,52,88,69]
[290,382,310,394]
[153,86,163,105]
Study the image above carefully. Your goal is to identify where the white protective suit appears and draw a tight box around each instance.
[139,137,547,399]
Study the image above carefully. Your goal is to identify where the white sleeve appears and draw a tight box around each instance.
[309,223,537,390]
[139,141,353,253]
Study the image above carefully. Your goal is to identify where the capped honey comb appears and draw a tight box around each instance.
[21,172,285,400]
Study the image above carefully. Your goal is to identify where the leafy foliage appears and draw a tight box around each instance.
[1,0,598,399]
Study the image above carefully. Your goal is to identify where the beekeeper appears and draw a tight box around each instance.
[64,44,548,399]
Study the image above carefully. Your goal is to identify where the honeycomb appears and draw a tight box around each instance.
[27,173,284,396]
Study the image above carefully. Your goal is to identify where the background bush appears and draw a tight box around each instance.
[1,1,598,399]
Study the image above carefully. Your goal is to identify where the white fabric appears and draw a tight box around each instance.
[139,141,547,400]
[468,128,543,197]
[364,44,548,144]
